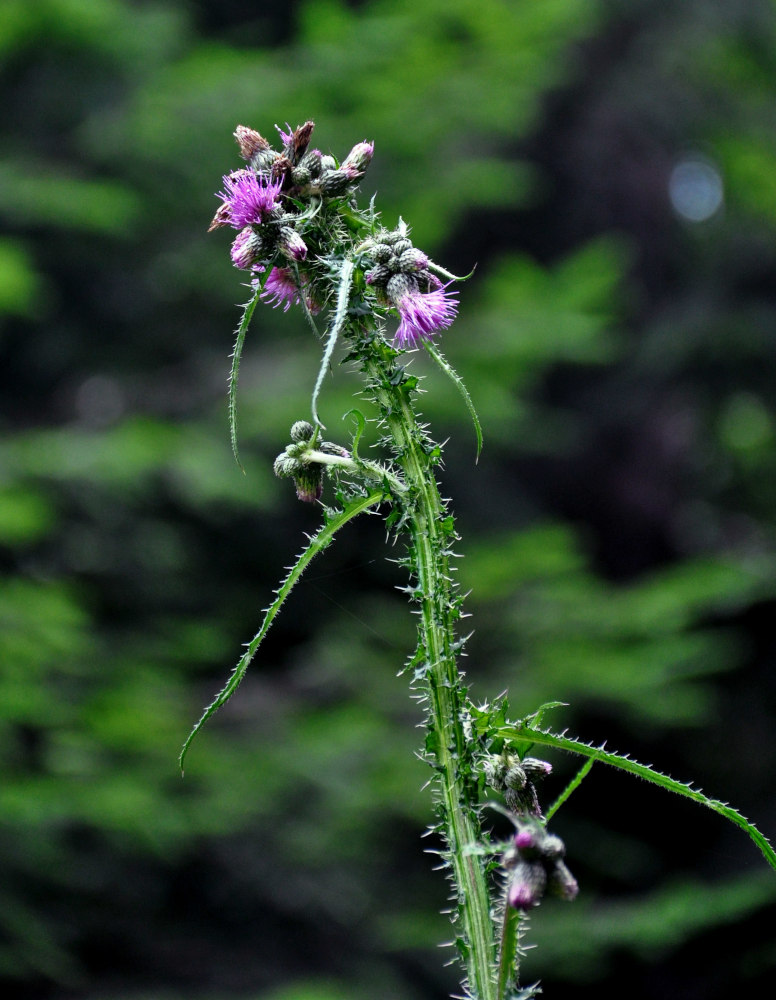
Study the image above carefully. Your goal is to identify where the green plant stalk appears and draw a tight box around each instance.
[355,328,498,1000]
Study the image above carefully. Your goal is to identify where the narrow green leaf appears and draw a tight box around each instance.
[498,723,776,872]
[311,259,355,429]
[343,407,367,459]
[545,757,594,822]
[180,487,385,771]
[229,288,261,470]
[424,341,483,461]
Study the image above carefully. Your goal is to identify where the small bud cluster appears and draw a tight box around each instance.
[273,421,350,503]
[210,121,374,312]
[502,817,578,911]
[359,225,458,349]
[484,751,578,910]
[483,751,552,815]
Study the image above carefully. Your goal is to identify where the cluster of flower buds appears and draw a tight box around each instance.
[358,223,458,349]
[209,120,374,284]
[502,817,578,911]
[483,751,553,816]
[273,421,350,503]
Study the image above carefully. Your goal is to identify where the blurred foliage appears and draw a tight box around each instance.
[2,0,776,998]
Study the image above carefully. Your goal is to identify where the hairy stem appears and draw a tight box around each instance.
[357,330,497,1000]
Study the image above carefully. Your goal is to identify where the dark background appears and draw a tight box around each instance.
[2,0,776,997]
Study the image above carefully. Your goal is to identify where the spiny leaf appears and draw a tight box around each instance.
[180,487,385,771]
[498,723,776,872]
[311,258,355,429]
[424,341,483,462]
[228,287,261,470]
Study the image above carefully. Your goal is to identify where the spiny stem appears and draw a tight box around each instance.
[358,333,497,1000]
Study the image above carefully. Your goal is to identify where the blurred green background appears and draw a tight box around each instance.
[2,0,776,997]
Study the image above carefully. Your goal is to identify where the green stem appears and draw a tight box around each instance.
[359,333,497,1000]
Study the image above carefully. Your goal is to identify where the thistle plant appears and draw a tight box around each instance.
[183,120,776,999]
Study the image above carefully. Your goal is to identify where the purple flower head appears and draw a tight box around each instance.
[386,273,459,350]
[230,227,264,270]
[260,267,302,312]
[514,829,536,852]
[216,170,282,229]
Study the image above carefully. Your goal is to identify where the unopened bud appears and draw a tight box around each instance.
[508,859,546,910]
[523,758,552,781]
[290,420,315,443]
[294,464,324,503]
[547,860,578,902]
[298,149,323,178]
[279,227,308,261]
[540,834,565,861]
[391,238,412,257]
[320,170,352,196]
[342,140,374,179]
[365,264,392,286]
[274,452,300,478]
[397,248,429,273]
[514,828,537,852]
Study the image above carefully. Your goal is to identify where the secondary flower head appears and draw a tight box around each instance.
[260,267,302,312]
[386,273,459,350]
[216,170,283,229]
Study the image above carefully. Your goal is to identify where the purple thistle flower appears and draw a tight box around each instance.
[387,274,459,350]
[217,170,282,229]
[260,267,301,312]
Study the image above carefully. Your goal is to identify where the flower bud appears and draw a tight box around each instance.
[293,463,324,503]
[279,226,308,261]
[397,248,429,273]
[391,238,413,257]
[371,243,392,264]
[290,421,315,443]
[320,441,351,458]
[508,859,546,910]
[342,140,374,179]
[291,165,311,188]
[540,834,565,861]
[547,860,579,902]
[274,452,300,478]
[514,828,537,852]
[523,758,552,781]
[320,170,352,196]
[504,760,527,791]
[365,263,392,286]
[298,149,323,178]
